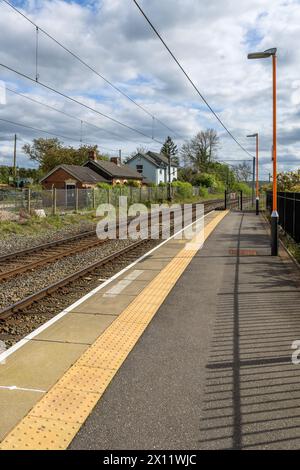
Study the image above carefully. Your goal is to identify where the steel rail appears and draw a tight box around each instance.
[0,199,225,320]
[0,239,148,320]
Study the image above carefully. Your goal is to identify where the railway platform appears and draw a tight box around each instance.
[1,209,300,450]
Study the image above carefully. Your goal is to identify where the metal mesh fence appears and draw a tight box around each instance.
[0,186,198,218]
[0,189,26,213]
[224,191,253,211]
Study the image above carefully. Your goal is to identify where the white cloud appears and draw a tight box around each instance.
[0,0,299,177]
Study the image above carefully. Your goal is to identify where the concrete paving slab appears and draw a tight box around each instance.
[147,246,184,260]
[34,313,116,345]
[102,279,150,297]
[71,293,136,315]
[0,389,43,441]
[0,340,87,391]
[134,259,171,270]
[122,269,160,282]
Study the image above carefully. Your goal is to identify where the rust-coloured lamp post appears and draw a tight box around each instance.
[248,48,278,255]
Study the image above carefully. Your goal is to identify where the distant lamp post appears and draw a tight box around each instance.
[247,133,259,215]
[247,48,278,256]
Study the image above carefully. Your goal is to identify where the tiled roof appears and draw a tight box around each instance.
[40,164,108,183]
[147,151,178,167]
[86,160,143,179]
[125,151,178,168]
[61,165,108,182]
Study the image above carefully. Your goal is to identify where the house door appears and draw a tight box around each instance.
[66,184,76,208]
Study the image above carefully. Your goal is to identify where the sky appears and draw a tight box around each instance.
[0,0,300,179]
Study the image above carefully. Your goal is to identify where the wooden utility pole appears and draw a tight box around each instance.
[13,134,17,180]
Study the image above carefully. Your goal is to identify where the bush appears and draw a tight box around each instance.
[171,181,193,199]
[96,182,111,190]
[232,182,252,195]
[199,187,209,198]
[193,173,217,188]
[28,183,43,191]
[127,180,140,188]
[214,181,225,193]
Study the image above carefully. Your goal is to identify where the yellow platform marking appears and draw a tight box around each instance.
[0,210,228,450]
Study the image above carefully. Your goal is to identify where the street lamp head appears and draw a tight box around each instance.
[247,48,277,60]
[247,133,258,138]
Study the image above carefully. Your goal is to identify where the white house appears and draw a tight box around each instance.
[125,151,178,185]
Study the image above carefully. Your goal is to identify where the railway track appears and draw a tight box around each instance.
[0,198,224,282]
[0,218,135,282]
[0,238,152,320]
[0,199,224,328]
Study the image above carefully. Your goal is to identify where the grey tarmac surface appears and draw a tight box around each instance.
[70,211,300,450]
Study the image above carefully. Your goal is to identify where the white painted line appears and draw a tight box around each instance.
[0,385,45,393]
[103,270,144,298]
[0,211,213,364]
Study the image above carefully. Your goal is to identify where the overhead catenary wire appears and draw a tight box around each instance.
[5,86,149,146]
[132,0,254,158]
[0,117,117,152]
[1,0,183,140]
[0,62,164,145]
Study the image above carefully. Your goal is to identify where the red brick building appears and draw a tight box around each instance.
[40,158,143,190]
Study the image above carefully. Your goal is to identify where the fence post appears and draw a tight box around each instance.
[293,193,296,239]
[92,188,96,210]
[140,186,142,203]
[224,190,227,210]
[284,191,287,233]
[75,188,79,213]
[129,186,132,204]
[27,188,31,213]
[52,188,57,216]
[240,191,243,211]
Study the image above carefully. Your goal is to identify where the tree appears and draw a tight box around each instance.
[178,167,196,183]
[161,136,179,165]
[181,129,219,171]
[23,138,105,173]
[128,145,148,159]
[233,161,252,182]
[277,169,300,191]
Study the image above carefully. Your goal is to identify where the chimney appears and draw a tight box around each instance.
[110,157,122,166]
[88,149,97,161]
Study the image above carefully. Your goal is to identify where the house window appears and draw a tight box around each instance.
[160,169,163,175]
[136,164,143,174]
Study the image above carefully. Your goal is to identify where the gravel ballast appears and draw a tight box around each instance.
[0,238,137,307]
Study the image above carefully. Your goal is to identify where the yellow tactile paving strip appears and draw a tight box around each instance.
[0,210,228,450]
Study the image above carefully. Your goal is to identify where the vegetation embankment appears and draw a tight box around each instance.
[279,229,300,264]
[0,212,98,238]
